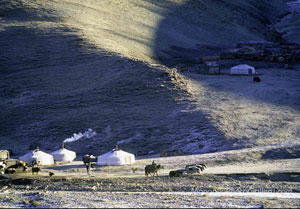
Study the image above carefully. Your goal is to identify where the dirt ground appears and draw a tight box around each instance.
[1,153,300,208]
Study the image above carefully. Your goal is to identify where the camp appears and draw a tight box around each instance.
[97,147,135,166]
[50,143,76,163]
[230,64,256,75]
[19,147,54,166]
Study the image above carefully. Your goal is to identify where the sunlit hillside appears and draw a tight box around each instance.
[1,0,299,159]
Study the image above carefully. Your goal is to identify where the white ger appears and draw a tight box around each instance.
[97,147,135,166]
[230,64,256,75]
[51,143,76,163]
[19,147,54,166]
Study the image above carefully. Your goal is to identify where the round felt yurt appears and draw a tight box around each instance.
[50,143,76,163]
[230,64,256,75]
[19,147,54,166]
[97,147,135,166]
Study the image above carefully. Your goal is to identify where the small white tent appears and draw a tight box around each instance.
[97,148,135,166]
[19,148,54,166]
[230,64,256,75]
[50,144,76,163]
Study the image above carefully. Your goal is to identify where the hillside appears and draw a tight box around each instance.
[1,0,299,159]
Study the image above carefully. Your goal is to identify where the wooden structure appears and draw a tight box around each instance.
[205,62,220,74]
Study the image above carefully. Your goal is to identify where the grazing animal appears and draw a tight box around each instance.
[145,164,164,177]
[19,161,29,172]
[6,161,28,172]
[82,154,98,165]
[186,163,206,171]
[169,169,185,178]
[132,167,137,173]
[32,167,41,175]
[4,169,16,174]
[185,164,207,174]
[82,154,98,175]
[49,172,55,177]
[253,76,261,83]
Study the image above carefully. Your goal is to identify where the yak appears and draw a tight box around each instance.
[82,154,98,175]
[6,160,28,173]
[253,76,261,83]
[32,167,41,175]
[169,169,185,178]
[4,169,16,174]
[185,163,207,174]
[145,164,164,177]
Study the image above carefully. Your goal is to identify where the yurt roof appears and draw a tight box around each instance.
[98,149,134,158]
[231,64,255,70]
[19,148,54,165]
[20,149,52,158]
[50,148,76,155]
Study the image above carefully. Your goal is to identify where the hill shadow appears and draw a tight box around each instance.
[151,0,300,110]
[0,22,229,157]
[151,0,279,66]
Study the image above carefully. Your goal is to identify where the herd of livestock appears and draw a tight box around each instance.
[0,152,206,178]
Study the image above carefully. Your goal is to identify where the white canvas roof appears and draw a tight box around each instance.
[19,149,54,166]
[97,149,135,166]
[230,64,256,75]
[51,148,76,162]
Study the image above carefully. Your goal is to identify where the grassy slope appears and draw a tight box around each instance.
[1,0,298,159]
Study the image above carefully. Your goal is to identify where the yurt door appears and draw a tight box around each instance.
[125,156,130,164]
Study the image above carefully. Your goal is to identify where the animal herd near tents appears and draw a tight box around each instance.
[1,146,207,178]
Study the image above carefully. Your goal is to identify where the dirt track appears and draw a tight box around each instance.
[1,169,300,208]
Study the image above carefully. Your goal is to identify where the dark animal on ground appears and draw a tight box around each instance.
[186,163,206,171]
[7,160,28,172]
[82,154,98,175]
[32,167,41,175]
[32,160,41,167]
[4,169,16,174]
[185,164,207,174]
[132,167,137,173]
[145,164,164,177]
[253,76,261,82]
[169,169,185,178]
[82,154,98,165]
[49,172,55,177]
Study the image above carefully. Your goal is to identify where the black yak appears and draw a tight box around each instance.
[169,169,185,178]
[32,167,41,175]
[253,76,261,82]
[82,154,98,175]
[145,164,164,177]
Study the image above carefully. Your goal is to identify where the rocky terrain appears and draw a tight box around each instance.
[0,175,299,208]
[0,151,300,208]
